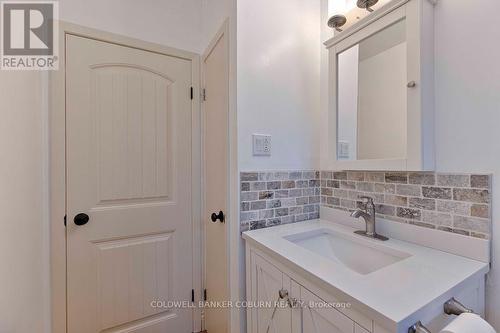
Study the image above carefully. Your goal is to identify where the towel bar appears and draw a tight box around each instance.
[444,298,474,316]
[408,321,432,333]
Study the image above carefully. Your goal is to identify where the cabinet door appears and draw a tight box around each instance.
[301,287,355,333]
[355,324,370,333]
[290,279,302,333]
[251,254,292,333]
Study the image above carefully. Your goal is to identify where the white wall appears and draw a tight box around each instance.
[201,0,234,51]
[59,0,202,53]
[0,2,203,332]
[320,0,333,169]
[0,72,50,333]
[237,0,322,171]
[236,3,322,333]
[433,0,500,329]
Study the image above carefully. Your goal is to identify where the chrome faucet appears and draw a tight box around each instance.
[351,196,388,241]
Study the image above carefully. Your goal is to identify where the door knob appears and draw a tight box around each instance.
[407,81,417,88]
[74,213,90,226]
[210,211,225,223]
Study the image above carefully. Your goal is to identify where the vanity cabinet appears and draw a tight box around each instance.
[245,236,486,333]
[248,250,372,333]
[325,0,436,171]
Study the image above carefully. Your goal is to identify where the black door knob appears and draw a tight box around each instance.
[74,213,90,226]
[211,211,225,223]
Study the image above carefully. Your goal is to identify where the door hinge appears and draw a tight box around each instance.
[203,289,207,301]
[64,215,67,227]
[190,87,194,100]
[201,88,206,102]
[191,289,195,303]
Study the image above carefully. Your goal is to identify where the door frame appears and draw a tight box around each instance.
[49,21,202,333]
[200,18,240,332]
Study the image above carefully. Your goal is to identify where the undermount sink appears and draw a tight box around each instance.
[284,229,412,275]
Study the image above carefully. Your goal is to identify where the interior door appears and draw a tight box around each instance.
[66,34,193,333]
[203,26,229,333]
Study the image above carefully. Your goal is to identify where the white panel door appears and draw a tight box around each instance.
[251,254,292,333]
[203,26,229,333]
[301,287,355,333]
[66,34,193,333]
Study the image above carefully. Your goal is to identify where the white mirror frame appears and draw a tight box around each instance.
[325,0,435,171]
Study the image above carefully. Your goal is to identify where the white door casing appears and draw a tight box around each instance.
[202,23,230,333]
[66,34,194,333]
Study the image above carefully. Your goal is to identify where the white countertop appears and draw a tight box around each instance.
[242,219,489,328]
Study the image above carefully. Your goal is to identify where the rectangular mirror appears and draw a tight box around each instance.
[337,19,407,161]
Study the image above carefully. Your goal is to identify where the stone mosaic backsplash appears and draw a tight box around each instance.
[240,171,320,231]
[320,171,492,239]
[240,170,492,239]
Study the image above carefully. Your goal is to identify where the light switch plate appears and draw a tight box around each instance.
[253,134,271,156]
[338,140,350,159]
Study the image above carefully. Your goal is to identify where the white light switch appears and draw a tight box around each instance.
[253,134,271,156]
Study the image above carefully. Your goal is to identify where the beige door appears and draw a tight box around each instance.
[203,26,229,333]
[66,34,193,333]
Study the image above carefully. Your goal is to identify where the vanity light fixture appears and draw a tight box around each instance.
[357,0,379,12]
[327,14,347,32]
[328,0,378,32]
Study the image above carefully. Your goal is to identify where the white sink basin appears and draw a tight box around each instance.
[284,229,412,275]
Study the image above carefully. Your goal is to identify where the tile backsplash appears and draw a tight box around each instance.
[240,170,492,239]
[320,171,492,239]
[240,171,320,231]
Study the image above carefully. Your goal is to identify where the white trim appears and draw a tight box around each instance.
[49,21,201,333]
[320,206,491,263]
[226,13,241,333]
[49,23,67,333]
[41,71,52,333]
[245,244,252,333]
[192,47,203,333]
